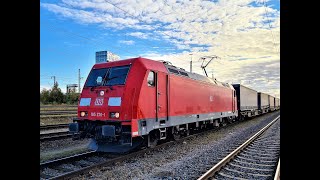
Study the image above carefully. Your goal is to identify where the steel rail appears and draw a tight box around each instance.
[40,111,77,115]
[40,131,72,142]
[197,115,280,180]
[40,124,69,130]
[274,158,280,180]
[40,151,97,169]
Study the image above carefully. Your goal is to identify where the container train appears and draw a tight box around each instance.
[69,57,280,152]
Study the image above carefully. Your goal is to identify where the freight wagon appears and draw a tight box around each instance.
[258,92,270,114]
[232,84,259,118]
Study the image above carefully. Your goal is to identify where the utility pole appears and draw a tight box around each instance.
[189,53,193,73]
[78,69,81,93]
[51,76,56,85]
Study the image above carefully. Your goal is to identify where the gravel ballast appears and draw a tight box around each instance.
[71,111,280,180]
[40,138,91,163]
[214,118,280,179]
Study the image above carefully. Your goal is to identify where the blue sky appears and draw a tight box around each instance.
[40,0,280,96]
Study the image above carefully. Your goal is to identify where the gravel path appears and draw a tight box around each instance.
[71,111,280,180]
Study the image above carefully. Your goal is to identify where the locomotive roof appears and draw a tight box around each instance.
[162,62,233,89]
[93,57,234,89]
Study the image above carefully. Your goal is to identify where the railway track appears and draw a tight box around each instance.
[40,150,99,179]
[40,105,77,118]
[40,114,279,179]
[40,124,69,131]
[40,114,77,118]
[40,139,187,179]
[40,124,72,141]
[40,111,77,115]
[39,115,252,179]
[40,131,73,142]
[198,115,280,180]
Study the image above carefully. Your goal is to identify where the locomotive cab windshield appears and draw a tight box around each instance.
[85,65,131,87]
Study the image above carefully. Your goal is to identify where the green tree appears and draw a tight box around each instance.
[49,82,64,104]
[65,91,80,105]
[40,88,50,104]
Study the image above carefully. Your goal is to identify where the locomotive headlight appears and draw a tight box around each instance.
[100,90,104,96]
[80,111,87,117]
[110,112,120,118]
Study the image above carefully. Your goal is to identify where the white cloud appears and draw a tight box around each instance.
[41,0,280,97]
[126,32,150,39]
[119,40,135,45]
[41,1,279,55]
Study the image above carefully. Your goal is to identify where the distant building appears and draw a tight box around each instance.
[95,51,120,64]
[66,84,78,93]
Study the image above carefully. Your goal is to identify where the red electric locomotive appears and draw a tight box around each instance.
[69,57,238,152]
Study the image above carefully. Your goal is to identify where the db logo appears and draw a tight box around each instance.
[210,95,213,102]
[94,98,104,106]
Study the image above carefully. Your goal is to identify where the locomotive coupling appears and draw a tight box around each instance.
[101,125,116,137]
[69,123,79,133]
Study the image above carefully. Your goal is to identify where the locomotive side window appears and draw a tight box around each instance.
[147,71,155,87]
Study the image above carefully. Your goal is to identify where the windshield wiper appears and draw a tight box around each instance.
[104,74,127,86]
[101,69,111,86]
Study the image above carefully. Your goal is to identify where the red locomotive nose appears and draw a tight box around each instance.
[78,85,124,121]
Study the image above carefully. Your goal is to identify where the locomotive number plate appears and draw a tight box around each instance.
[91,112,106,117]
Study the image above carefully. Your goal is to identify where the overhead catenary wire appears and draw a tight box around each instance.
[262,0,280,55]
